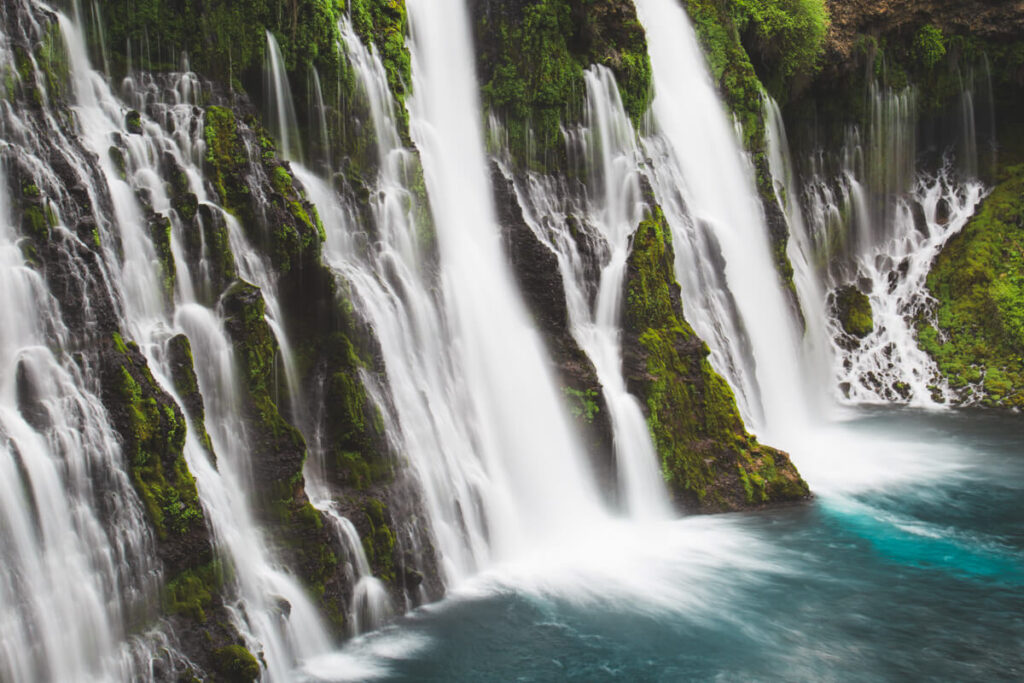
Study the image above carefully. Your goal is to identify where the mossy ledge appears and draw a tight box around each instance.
[622,199,809,511]
[918,163,1024,409]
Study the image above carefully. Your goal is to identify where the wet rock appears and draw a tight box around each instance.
[125,109,142,134]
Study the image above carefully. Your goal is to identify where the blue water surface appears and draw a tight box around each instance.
[308,409,1024,682]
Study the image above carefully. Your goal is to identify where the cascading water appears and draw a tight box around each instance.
[45,3,347,678]
[772,83,986,405]
[402,0,605,555]
[297,16,494,585]
[633,0,809,439]
[0,4,178,679]
[0,154,162,682]
[265,30,302,162]
[506,66,670,519]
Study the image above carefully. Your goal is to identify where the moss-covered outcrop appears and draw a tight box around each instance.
[622,202,809,511]
[202,81,439,613]
[832,285,874,339]
[219,279,351,632]
[918,163,1024,409]
[473,0,651,169]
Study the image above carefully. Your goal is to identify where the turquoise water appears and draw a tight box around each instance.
[305,409,1024,681]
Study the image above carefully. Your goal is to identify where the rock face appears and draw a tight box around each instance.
[471,0,651,167]
[824,0,1024,69]
[621,201,809,512]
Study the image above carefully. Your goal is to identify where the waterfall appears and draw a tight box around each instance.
[507,66,671,519]
[402,0,605,555]
[265,31,302,162]
[52,5,343,678]
[0,167,162,681]
[633,0,809,439]
[763,96,835,407]
[776,82,986,406]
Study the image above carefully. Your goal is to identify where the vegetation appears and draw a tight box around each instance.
[730,0,829,91]
[212,644,261,682]
[476,0,651,169]
[111,334,205,541]
[833,285,874,339]
[682,0,828,297]
[918,164,1024,408]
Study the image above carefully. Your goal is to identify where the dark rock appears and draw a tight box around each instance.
[125,109,142,134]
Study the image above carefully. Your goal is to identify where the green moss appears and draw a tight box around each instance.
[212,644,260,683]
[148,214,176,303]
[833,285,874,338]
[112,337,205,541]
[914,25,947,69]
[362,499,396,583]
[20,203,53,241]
[349,0,411,132]
[162,561,224,623]
[203,106,250,219]
[563,386,600,423]
[730,0,829,90]
[918,164,1024,408]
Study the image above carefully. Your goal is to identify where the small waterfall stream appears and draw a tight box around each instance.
[507,66,671,519]
[769,84,986,406]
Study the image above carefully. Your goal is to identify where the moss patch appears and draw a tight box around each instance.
[212,644,260,683]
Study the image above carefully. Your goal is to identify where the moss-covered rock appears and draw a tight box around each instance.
[833,284,874,338]
[918,163,1024,408]
[490,163,617,496]
[212,644,261,683]
[167,333,216,455]
[219,279,350,632]
[104,333,203,544]
[622,202,809,511]
[99,333,253,679]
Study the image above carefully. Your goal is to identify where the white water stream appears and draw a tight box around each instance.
[509,66,670,519]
